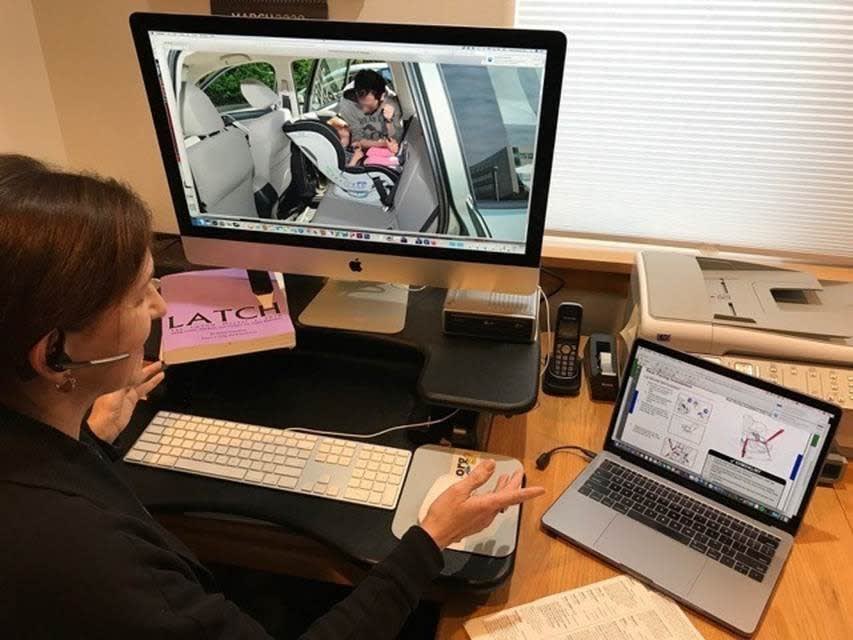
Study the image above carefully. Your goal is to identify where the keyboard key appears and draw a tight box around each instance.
[382,486,397,507]
[277,476,297,489]
[175,458,246,480]
[757,534,780,548]
[748,569,765,582]
[689,541,708,554]
[626,509,691,545]
[735,552,769,571]
[345,488,369,502]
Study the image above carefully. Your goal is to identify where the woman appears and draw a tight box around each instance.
[0,155,544,639]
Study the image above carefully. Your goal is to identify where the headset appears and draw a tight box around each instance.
[46,329,131,372]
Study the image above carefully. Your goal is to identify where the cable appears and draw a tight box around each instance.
[284,408,460,440]
[540,267,566,298]
[391,283,428,292]
[539,285,551,379]
[536,444,597,470]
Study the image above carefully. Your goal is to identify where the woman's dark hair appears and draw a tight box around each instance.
[0,154,152,378]
[353,69,386,100]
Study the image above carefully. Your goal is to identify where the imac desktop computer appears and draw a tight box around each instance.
[131,13,565,333]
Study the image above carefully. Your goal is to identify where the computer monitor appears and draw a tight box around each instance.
[131,13,565,332]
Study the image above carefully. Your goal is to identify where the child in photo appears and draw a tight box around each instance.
[327,116,365,167]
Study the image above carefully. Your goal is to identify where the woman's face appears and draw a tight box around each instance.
[357,91,381,114]
[65,252,166,395]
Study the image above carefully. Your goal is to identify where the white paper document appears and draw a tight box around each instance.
[464,575,704,640]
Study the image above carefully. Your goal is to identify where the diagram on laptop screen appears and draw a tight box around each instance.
[740,416,784,462]
[675,393,713,423]
[661,438,698,467]
[667,393,712,444]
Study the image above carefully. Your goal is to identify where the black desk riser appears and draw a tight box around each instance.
[114,269,540,591]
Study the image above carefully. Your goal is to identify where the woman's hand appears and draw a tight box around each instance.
[420,460,545,550]
[86,361,166,444]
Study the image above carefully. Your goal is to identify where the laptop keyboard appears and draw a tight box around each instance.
[581,460,781,582]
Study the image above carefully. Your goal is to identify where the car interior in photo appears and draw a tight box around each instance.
[158,41,545,246]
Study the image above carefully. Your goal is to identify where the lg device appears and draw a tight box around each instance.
[542,339,841,636]
[543,302,582,396]
[130,13,565,333]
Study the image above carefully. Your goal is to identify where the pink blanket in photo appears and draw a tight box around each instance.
[364,147,400,168]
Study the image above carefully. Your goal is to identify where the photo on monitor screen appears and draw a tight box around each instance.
[147,32,547,254]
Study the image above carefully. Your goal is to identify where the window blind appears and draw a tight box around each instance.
[516,1,853,261]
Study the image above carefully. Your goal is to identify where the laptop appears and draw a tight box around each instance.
[542,339,841,636]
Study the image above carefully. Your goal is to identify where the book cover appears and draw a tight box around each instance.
[160,268,295,365]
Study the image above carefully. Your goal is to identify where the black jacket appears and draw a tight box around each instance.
[0,404,444,639]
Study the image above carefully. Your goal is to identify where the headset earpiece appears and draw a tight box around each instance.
[46,330,67,372]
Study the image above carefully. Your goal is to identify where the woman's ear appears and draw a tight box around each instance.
[27,331,67,385]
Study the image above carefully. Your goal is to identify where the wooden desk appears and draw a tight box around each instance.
[436,385,853,640]
[156,384,853,639]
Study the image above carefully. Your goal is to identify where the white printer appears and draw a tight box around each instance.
[620,251,853,455]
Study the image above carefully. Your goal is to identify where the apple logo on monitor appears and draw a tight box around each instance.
[349,258,363,273]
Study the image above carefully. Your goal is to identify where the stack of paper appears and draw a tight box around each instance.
[464,575,704,640]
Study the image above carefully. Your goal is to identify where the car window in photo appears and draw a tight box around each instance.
[199,62,277,118]
[441,65,540,205]
[309,58,349,112]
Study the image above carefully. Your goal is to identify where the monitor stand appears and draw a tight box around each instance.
[297,279,409,334]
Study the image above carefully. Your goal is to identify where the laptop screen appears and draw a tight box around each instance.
[610,344,836,524]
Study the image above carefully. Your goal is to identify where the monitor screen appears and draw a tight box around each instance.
[144,27,550,256]
[611,345,836,524]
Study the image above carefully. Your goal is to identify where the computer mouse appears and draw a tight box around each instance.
[417,473,461,525]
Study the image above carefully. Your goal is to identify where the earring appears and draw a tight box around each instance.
[55,373,78,393]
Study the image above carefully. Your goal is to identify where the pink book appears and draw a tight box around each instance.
[160,268,295,365]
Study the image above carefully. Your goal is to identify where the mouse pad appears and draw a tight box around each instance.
[391,445,523,558]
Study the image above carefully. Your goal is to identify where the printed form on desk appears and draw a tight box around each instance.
[464,575,704,640]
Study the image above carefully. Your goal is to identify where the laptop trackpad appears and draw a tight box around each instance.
[596,516,705,594]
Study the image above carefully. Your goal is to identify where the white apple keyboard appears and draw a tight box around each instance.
[124,411,411,510]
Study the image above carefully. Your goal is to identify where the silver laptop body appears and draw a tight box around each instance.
[542,339,840,636]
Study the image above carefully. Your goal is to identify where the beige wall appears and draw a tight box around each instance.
[0,0,66,165]
[27,0,514,233]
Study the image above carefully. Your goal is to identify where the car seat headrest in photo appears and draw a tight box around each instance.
[181,84,224,137]
[240,79,281,110]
